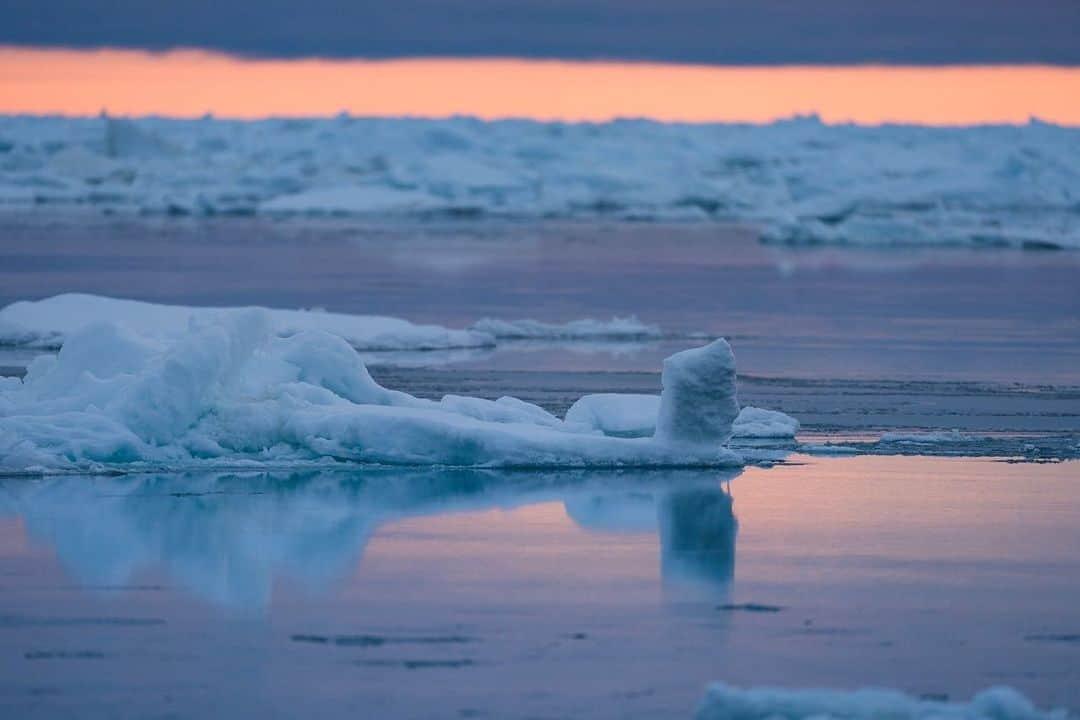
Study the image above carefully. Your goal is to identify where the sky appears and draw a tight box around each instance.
[3,0,1080,65]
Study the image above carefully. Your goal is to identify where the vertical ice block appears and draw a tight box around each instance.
[655,339,739,446]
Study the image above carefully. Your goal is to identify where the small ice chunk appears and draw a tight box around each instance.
[696,683,1066,720]
[565,394,660,437]
[565,396,798,440]
[732,406,800,438]
[655,339,739,446]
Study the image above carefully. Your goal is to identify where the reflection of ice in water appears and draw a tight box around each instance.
[659,484,737,597]
[1,469,741,610]
[563,474,739,598]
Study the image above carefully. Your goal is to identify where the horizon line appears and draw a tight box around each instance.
[3,47,1080,125]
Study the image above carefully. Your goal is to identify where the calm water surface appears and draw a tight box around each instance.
[0,456,1078,719]
[1,215,1078,383]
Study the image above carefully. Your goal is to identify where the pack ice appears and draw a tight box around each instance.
[0,311,746,474]
[2,115,1079,249]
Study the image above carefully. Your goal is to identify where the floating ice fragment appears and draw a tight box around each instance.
[696,683,1066,720]
[470,316,662,340]
[0,294,494,351]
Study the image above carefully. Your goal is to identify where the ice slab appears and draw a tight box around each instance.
[2,114,1078,249]
[470,315,661,340]
[0,295,673,355]
[0,310,743,474]
[696,683,1066,720]
[566,393,798,440]
[0,293,494,351]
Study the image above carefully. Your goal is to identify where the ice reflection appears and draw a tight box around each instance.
[0,468,740,611]
[659,485,737,597]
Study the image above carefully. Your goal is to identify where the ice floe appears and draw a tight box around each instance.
[1,115,1079,249]
[565,393,799,440]
[696,683,1066,720]
[0,293,493,351]
[0,294,664,351]
[0,311,746,474]
[469,315,661,340]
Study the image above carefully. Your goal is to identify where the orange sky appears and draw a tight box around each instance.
[2,47,1079,125]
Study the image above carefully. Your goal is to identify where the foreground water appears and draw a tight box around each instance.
[0,457,1077,719]
[0,217,1077,716]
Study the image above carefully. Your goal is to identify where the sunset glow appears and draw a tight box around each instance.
[3,46,1080,124]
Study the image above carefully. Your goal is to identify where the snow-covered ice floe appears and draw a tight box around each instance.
[696,683,1067,720]
[0,311,751,474]
[470,316,661,340]
[566,394,799,440]
[0,294,662,350]
[2,115,1080,249]
[0,294,492,351]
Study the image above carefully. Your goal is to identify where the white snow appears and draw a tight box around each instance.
[0,294,493,351]
[0,311,743,474]
[2,114,1079,249]
[470,315,661,340]
[565,394,661,437]
[655,340,740,446]
[696,683,1066,720]
[732,406,801,438]
[0,294,667,354]
[566,393,798,440]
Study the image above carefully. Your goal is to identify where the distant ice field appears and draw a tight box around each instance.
[2,115,1080,249]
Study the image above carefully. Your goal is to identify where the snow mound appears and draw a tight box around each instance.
[0,312,743,474]
[566,393,798,440]
[2,115,1079,249]
[470,316,661,340]
[0,294,494,351]
[696,683,1066,720]
[732,406,801,438]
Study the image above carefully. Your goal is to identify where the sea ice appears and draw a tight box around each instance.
[655,340,740,445]
[0,294,493,351]
[565,393,798,440]
[0,311,744,474]
[0,294,669,351]
[2,114,1078,249]
[696,683,1066,720]
[470,315,661,340]
[732,406,801,438]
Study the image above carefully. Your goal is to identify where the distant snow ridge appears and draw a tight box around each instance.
[0,312,745,474]
[696,683,1066,720]
[470,316,661,340]
[2,115,1079,249]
